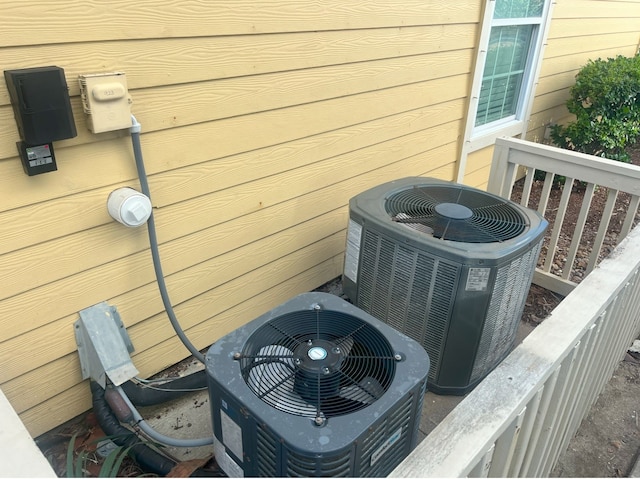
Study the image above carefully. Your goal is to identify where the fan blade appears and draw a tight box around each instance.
[247,345,317,415]
[339,377,384,405]
[247,345,294,396]
[393,212,435,235]
[336,336,354,358]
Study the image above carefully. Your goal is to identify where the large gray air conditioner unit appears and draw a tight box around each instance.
[206,292,429,477]
[342,177,548,395]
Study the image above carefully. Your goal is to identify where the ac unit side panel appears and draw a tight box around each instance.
[434,266,497,392]
[348,221,462,385]
[438,238,544,393]
[469,238,543,383]
[209,363,427,477]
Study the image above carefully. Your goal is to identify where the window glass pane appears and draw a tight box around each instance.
[476,24,533,126]
[494,0,543,18]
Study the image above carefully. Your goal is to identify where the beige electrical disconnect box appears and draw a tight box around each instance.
[79,72,133,133]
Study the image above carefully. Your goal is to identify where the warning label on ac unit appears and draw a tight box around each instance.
[466,267,491,291]
[371,427,402,467]
[221,409,243,462]
[214,437,244,478]
[344,219,363,282]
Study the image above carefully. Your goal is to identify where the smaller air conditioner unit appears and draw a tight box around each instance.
[206,292,429,477]
[343,177,548,395]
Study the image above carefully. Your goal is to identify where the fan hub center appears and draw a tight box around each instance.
[294,339,343,373]
[434,202,473,220]
[308,346,328,360]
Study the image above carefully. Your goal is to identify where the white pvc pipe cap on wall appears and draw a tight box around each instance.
[107,187,152,227]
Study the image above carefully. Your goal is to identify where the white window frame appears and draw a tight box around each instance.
[456,0,555,182]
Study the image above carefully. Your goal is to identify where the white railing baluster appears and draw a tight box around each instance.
[585,188,619,276]
[562,182,595,281]
[508,389,543,477]
[619,194,640,241]
[519,369,559,477]
[536,171,554,218]
[488,408,525,477]
[470,444,495,478]
[537,342,583,477]
[519,167,536,208]
[543,177,575,274]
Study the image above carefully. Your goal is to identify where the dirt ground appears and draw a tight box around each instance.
[36,144,640,477]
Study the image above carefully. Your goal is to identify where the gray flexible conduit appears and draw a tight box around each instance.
[129,115,205,364]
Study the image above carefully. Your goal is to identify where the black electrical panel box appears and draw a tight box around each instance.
[4,66,77,145]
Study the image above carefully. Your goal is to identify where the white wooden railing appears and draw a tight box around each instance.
[392,138,640,477]
[486,137,640,296]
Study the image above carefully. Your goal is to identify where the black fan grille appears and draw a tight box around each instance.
[239,310,396,419]
[386,185,528,242]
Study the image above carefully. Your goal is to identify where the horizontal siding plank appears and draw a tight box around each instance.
[554,0,640,17]
[2,355,82,415]
[545,32,639,60]
[22,382,92,439]
[530,88,573,117]
[548,17,640,38]
[148,99,465,207]
[538,46,625,78]
[535,72,576,97]
[0,0,480,47]
[0,183,130,256]
[0,73,469,206]
[0,24,476,105]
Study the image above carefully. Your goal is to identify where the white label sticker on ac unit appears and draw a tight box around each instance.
[344,219,363,282]
[466,267,491,291]
[214,437,244,478]
[220,409,243,462]
[371,427,403,467]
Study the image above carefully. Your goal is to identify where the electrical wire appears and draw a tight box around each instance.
[131,378,207,394]
[130,115,206,364]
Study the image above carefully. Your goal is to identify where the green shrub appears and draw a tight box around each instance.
[550,54,640,162]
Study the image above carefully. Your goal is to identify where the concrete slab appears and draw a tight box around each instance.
[135,359,214,463]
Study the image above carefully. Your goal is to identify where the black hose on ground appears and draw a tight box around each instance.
[91,381,221,477]
[120,369,207,407]
[91,381,177,476]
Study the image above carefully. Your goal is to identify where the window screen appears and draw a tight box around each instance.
[475,0,544,127]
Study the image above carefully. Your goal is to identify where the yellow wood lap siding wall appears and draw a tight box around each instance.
[0,1,480,436]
